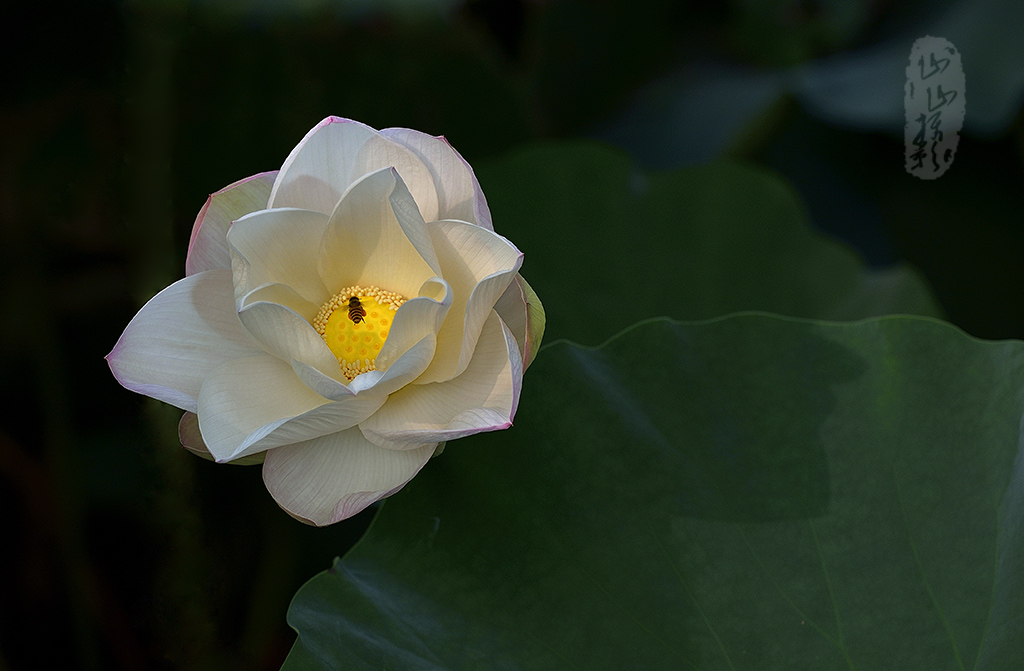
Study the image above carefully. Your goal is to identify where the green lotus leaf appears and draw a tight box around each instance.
[283,314,1023,670]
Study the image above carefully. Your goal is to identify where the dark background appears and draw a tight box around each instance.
[2,0,1022,669]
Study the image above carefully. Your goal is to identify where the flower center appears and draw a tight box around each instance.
[313,285,406,381]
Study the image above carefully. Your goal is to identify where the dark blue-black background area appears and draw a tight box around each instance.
[1,1,1022,669]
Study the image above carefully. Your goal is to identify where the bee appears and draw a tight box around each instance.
[347,296,366,323]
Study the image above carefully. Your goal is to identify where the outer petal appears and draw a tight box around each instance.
[493,276,528,366]
[318,168,440,299]
[417,220,522,384]
[178,411,264,465]
[494,274,546,370]
[269,117,439,222]
[179,411,213,461]
[262,428,436,526]
[106,270,263,413]
[228,207,330,305]
[381,128,492,229]
[197,354,383,462]
[186,171,277,276]
[360,310,522,450]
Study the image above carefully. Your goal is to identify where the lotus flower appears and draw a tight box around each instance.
[107,117,544,526]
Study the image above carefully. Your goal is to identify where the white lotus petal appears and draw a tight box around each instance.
[197,354,380,463]
[346,369,384,392]
[360,311,522,450]
[228,207,330,304]
[375,278,451,370]
[381,128,492,229]
[493,275,528,364]
[106,270,262,413]
[269,117,439,221]
[290,360,358,400]
[237,300,344,382]
[498,274,545,369]
[371,333,437,397]
[417,220,523,384]
[292,326,438,401]
[239,282,320,323]
[318,168,440,298]
[240,393,386,460]
[178,411,213,460]
[196,354,326,461]
[238,286,362,399]
[263,428,436,526]
[520,275,545,369]
[179,411,264,465]
[185,171,277,276]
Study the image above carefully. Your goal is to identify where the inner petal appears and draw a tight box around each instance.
[313,285,406,382]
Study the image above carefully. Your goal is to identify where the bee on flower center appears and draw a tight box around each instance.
[347,296,367,324]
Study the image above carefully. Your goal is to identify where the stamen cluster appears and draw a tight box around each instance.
[313,285,408,381]
[312,285,405,335]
